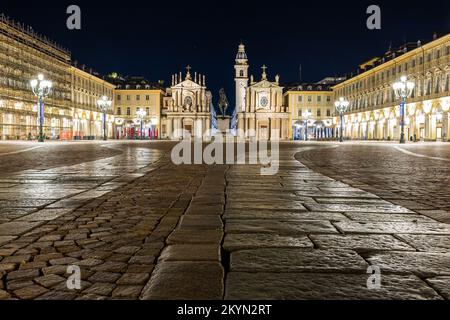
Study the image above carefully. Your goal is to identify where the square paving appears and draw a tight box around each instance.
[0,141,449,300]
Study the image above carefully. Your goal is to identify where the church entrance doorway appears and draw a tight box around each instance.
[259,125,269,140]
[184,125,193,138]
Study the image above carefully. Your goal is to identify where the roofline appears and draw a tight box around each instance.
[333,33,450,89]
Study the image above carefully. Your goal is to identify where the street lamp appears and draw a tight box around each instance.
[393,76,415,144]
[303,110,311,141]
[30,74,52,142]
[335,97,349,142]
[136,109,147,140]
[97,96,112,141]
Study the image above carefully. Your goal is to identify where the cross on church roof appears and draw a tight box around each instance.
[185,65,192,80]
[261,65,268,80]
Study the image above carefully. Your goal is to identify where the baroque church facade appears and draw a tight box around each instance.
[235,43,290,140]
[161,67,212,139]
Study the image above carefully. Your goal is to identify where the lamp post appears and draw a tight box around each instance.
[335,97,349,142]
[97,96,112,141]
[303,110,311,141]
[393,76,415,144]
[136,109,147,140]
[30,74,52,142]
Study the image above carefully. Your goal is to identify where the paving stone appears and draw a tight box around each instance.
[116,273,150,285]
[227,201,307,211]
[141,261,224,300]
[19,261,48,270]
[35,274,66,288]
[7,268,40,281]
[0,289,11,300]
[224,234,313,251]
[36,291,78,300]
[186,205,224,216]
[225,273,442,300]
[0,263,16,273]
[179,215,223,230]
[92,261,127,273]
[42,265,69,276]
[127,265,154,274]
[344,212,437,222]
[231,248,368,273]
[366,252,450,277]
[0,222,42,236]
[49,257,79,266]
[88,272,122,283]
[159,244,221,262]
[426,277,450,299]
[167,230,223,244]
[6,280,34,291]
[128,256,156,265]
[76,294,108,300]
[2,255,32,264]
[34,253,64,262]
[83,283,116,296]
[114,246,141,255]
[112,285,143,299]
[334,221,450,235]
[38,235,63,242]
[13,285,49,299]
[19,209,73,222]
[0,236,16,246]
[223,210,347,221]
[226,219,338,235]
[307,203,413,213]
[396,234,450,253]
[77,258,104,267]
[310,234,415,251]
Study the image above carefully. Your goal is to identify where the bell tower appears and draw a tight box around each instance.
[234,42,249,113]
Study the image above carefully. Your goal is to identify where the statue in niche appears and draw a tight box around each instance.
[183,96,193,112]
[218,88,229,116]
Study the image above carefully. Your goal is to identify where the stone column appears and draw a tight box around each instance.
[238,115,245,139]
[442,112,449,142]
[166,118,173,139]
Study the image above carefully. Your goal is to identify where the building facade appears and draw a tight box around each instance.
[70,65,115,140]
[284,83,335,140]
[162,67,211,139]
[235,44,290,140]
[0,14,72,140]
[111,75,164,139]
[333,34,450,142]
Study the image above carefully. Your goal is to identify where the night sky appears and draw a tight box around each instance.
[1,0,449,106]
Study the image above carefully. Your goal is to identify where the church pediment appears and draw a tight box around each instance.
[172,79,203,89]
[251,80,283,89]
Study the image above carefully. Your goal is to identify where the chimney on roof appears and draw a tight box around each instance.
[433,32,438,40]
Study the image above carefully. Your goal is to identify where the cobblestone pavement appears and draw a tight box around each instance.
[0,141,449,300]
[297,142,450,221]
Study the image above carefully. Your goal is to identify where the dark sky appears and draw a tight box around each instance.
[2,0,449,106]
